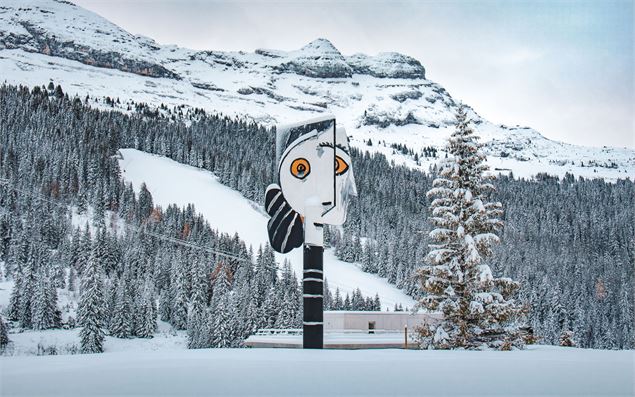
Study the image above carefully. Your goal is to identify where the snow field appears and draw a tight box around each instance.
[0,346,632,396]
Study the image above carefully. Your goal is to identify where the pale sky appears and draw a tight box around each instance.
[73,0,634,149]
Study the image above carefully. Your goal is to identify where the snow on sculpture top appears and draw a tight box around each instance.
[265,115,357,253]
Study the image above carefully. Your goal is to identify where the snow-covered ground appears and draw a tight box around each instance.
[1,323,187,357]
[1,346,632,396]
[118,148,417,311]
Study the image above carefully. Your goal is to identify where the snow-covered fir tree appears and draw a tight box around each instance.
[109,279,132,338]
[417,105,527,350]
[186,309,207,349]
[213,292,238,348]
[135,279,157,338]
[0,315,9,350]
[275,290,301,329]
[211,268,236,347]
[31,267,58,330]
[170,252,189,330]
[78,245,106,353]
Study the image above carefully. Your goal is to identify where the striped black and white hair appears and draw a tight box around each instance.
[264,184,303,253]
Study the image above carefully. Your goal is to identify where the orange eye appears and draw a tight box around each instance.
[335,156,349,175]
[290,158,310,179]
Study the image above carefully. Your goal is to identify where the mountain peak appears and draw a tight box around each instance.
[271,37,351,78]
[299,38,341,55]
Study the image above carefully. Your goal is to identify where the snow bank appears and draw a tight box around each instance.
[1,346,632,396]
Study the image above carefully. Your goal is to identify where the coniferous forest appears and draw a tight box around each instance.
[0,84,632,351]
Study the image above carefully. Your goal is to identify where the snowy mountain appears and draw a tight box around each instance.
[1,0,633,181]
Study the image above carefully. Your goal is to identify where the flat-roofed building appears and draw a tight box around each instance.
[245,311,442,349]
[324,310,442,333]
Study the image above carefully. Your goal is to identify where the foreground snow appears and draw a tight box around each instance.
[118,149,416,310]
[1,346,632,396]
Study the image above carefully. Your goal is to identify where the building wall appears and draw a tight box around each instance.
[323,311,442,331]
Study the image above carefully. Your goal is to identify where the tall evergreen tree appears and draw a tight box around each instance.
[417,106,526,350]
[78,247,106,353]
[170,252,189,330]
[109,280,132,338]
[31,268,58,330]
[0,315,9,350]
[136,279,157,338]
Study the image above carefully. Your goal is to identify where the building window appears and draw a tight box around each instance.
[368,321,376,334]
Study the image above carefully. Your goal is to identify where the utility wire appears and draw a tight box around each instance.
[0,177,251,262]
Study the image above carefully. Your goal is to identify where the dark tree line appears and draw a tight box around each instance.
[0,83,632,350]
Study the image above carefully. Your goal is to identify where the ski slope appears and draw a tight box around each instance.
[1,346,632,396]
[117,148,416,310]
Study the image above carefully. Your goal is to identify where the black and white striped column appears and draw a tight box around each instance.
[303,242,324,349]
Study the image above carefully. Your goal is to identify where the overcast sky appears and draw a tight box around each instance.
[73,0,634,149]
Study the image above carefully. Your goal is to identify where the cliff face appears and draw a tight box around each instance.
[0,1,180,79]
[1,20,179,79]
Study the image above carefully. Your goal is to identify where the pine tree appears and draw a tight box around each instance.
[275,290,301,329]
[109,280,132,338]
[210,270,236,347]
[16,246,37,328]
[7,270,22,322]
[243,296,264,336]
[190,256,209,315]
[67,266,77,292]
[351,288,364,310]
[333,288,343,310]
[212,292,237,347]
[343,293,351,311]
[68,227,83,271]
[261,288,280,327]
[159,287,172,322]
[170,253,189,330]
[417,105,526,350]
[136,280,157,338]
[187,306,208,349]
[373,294,381,311]
[137,183,153,221]
[78,225,92,275]
[31,268,58,330]
[323,278,333,310]
[0,316,9,350]
[78,247,106,353]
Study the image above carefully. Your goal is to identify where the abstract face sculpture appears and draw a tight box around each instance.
[265,116,357,253]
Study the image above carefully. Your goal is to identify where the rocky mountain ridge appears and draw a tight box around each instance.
[0,0,632,181]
